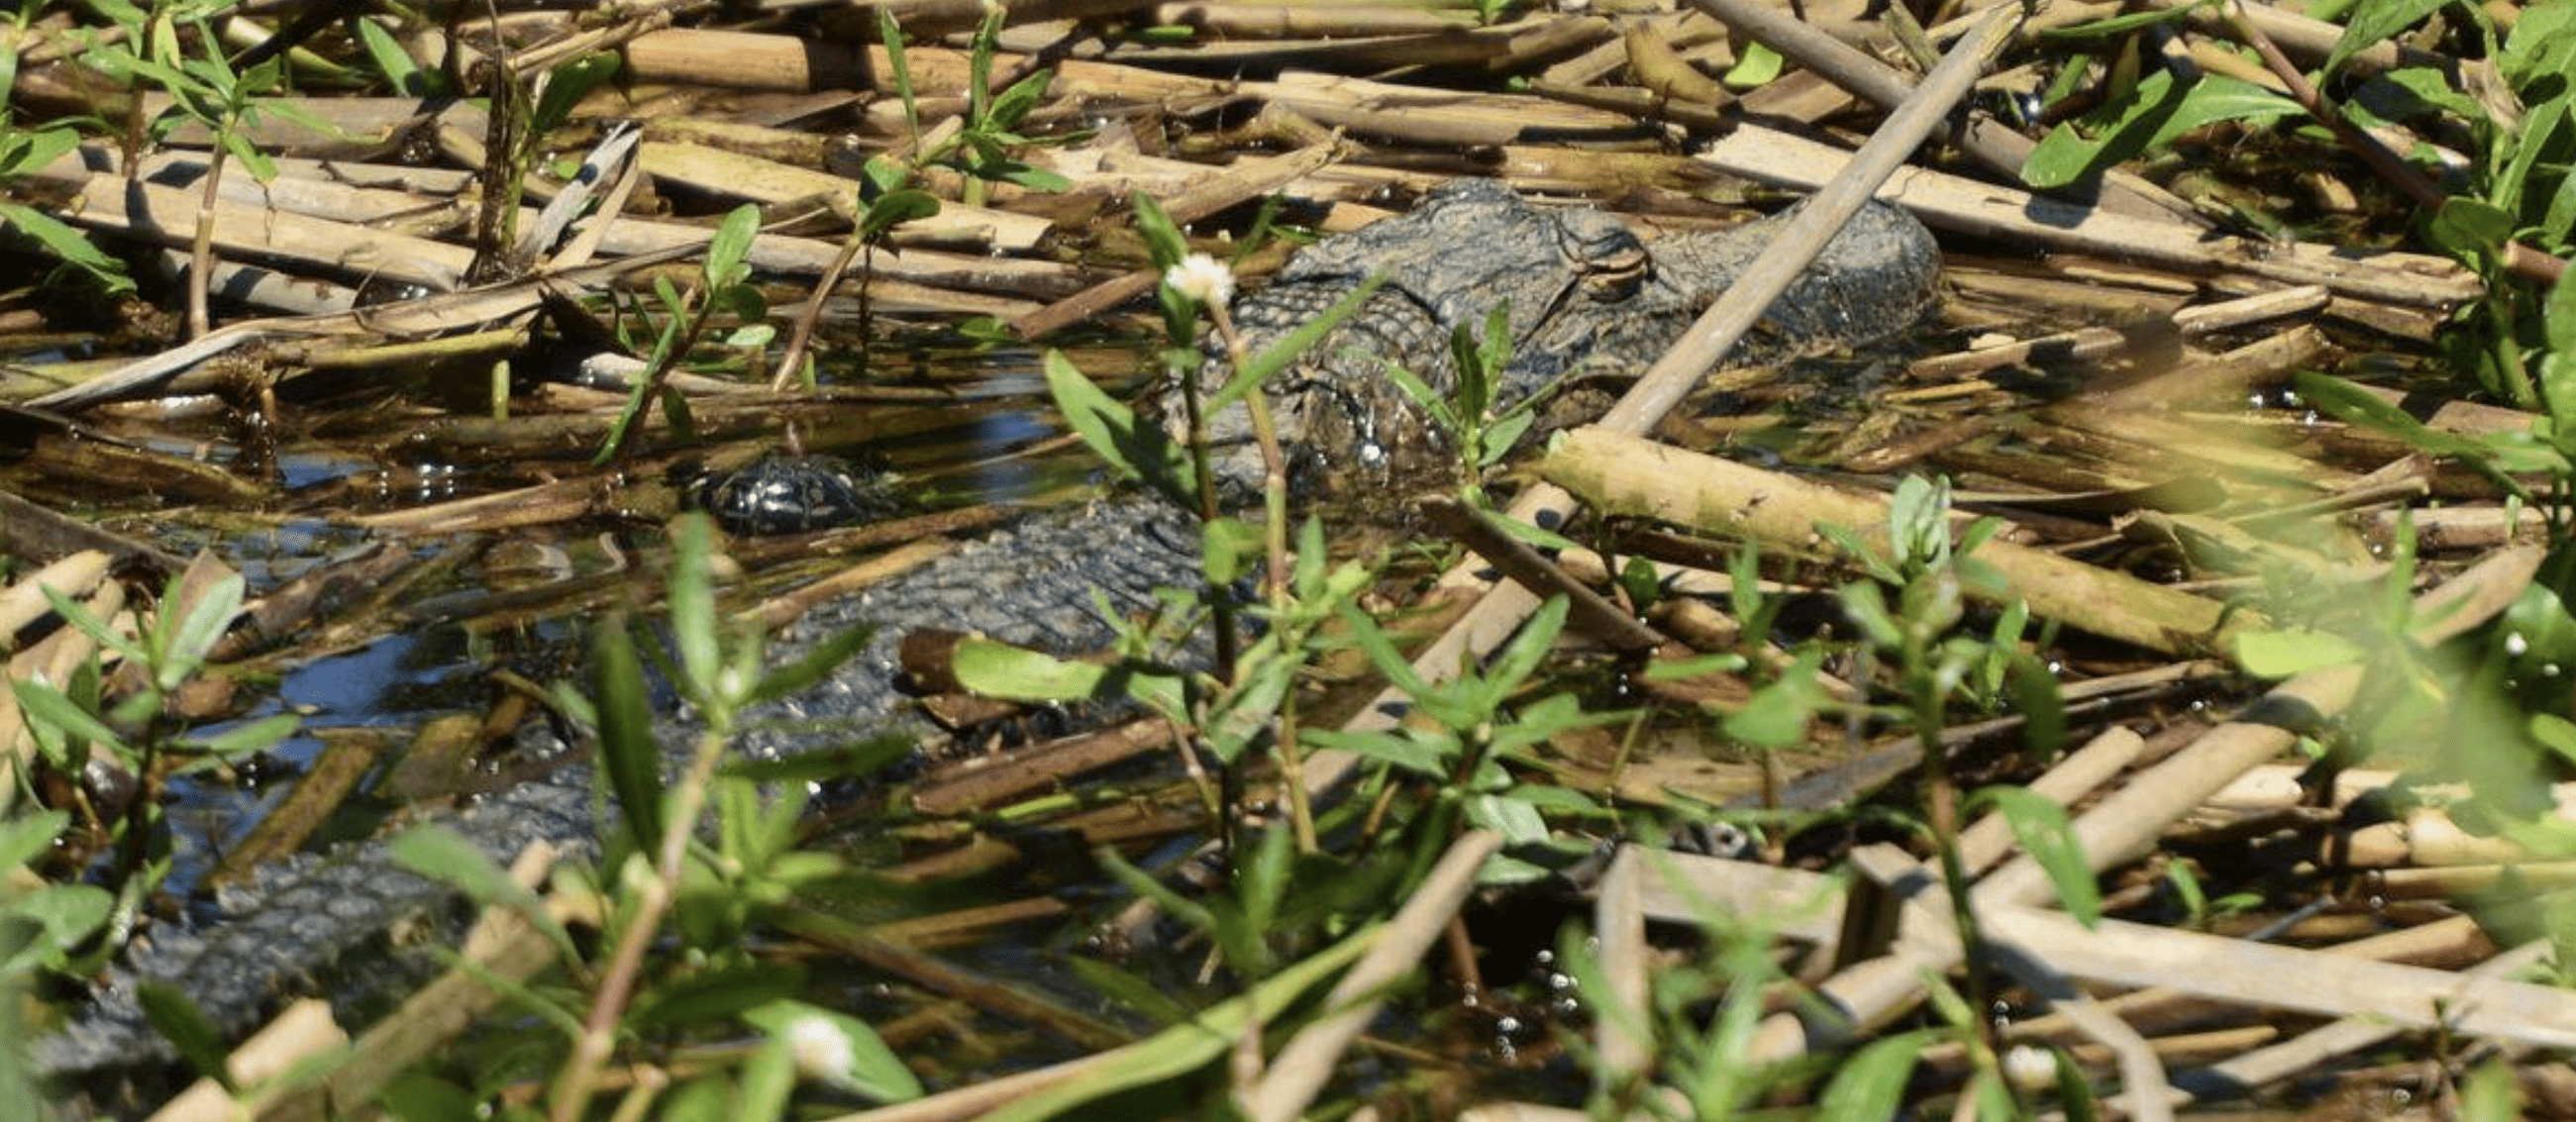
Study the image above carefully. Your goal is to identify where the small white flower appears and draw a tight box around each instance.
[1165,253,1235,307]
[2003,1044,2057,1091]
[786,1015,854,1083]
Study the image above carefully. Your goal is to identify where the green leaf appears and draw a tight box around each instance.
[222,132,277,184]
[2009,651,2067,758]
[662,1075,738,1122]
[1301,727,1451,777]
[1131,193,1187,269]
[11,677,129,758]
[2461,1056,2523,1122]
[1333,601,1433,701]
[2293,374,2444,449]
[378,1071,480,1122]
[1200,515,1262,585]
[668,513,724,702]
[2426,197,2518,258]
[356,18,428,96]
[1485,595,1571,697]
[2501,2,2576,86]
[2356,65,2484,123]
[2325,0,2449,79]
[529,52,621,138]
[2231,627,2368,677]
[631,963,809,1030]
[0,810,68,870]
[704,204,762,290]
[1198,655,1295,765]
[974,922,1376,1122]
[587,615,666,853]
[2546,260,2576,357]
[1814,1029,1932,1120]
[1214,273,1388,413]
[1377,358,1456,433]
[1974,786,2103,927]
[155,572,243,690]
[859,189,941,243]
[179,712,300,759]
[388,825,581,966]
[1465,792,1549,845]
[749,621,880,705]
[1066,956,1195,1026]
[2502,582,2576,666]
[139,981,234,1087]
[738,1032,795,1122]
[0,201,133,293]
[1723,650,1825,750]
[1043,348,1196,504]
[879,8,919,137]
[950,638,1115,702]
[0,127,76,178]
[1721,41,1783,88]
[986,69,1056,131]
[0,883,112,974]
[2024,72,2303,189]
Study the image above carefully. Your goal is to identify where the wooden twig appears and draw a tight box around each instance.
[1240,832,1501,1122]
[1541,427,2256,655]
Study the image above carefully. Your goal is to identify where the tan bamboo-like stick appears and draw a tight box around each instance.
[1540,427,2256,655]
[40,168,474,290]
[1240,832,1502,1122]
[636,141,1054,252]
[148,1000,347,1122]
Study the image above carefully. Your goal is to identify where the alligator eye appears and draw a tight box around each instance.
[1556,210,1648,299]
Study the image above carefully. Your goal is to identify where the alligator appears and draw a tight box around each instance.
[38,179,1941,1093]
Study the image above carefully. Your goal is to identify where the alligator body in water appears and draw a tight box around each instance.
[40,180,1940,1087]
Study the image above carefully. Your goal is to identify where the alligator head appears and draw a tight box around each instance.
[1171,178,1941,499]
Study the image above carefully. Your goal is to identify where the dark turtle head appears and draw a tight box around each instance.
[679,455,890,536]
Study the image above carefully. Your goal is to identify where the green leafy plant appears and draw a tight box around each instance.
[78,0,333,335]
[350,15,451,98]
[1305,594,1625,882]
[0,125,134,295]
[2022,68,2305,190]
[920,5,1074,205]
[1817,476,2085,1053]
[391,512,911,1121]
[1379,305,1555,509]
[10,568,300,942]
[1010,190,1385,845]
[595,204,768,462]
[0,809,114,982]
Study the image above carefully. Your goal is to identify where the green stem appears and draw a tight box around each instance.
[1909,645,1995,1057]
[1208,301,1318,853]
[550,722,732,1122]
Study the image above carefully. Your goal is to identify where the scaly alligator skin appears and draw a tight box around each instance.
[41,180,1940,1088]
[1185,179,1939,493]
